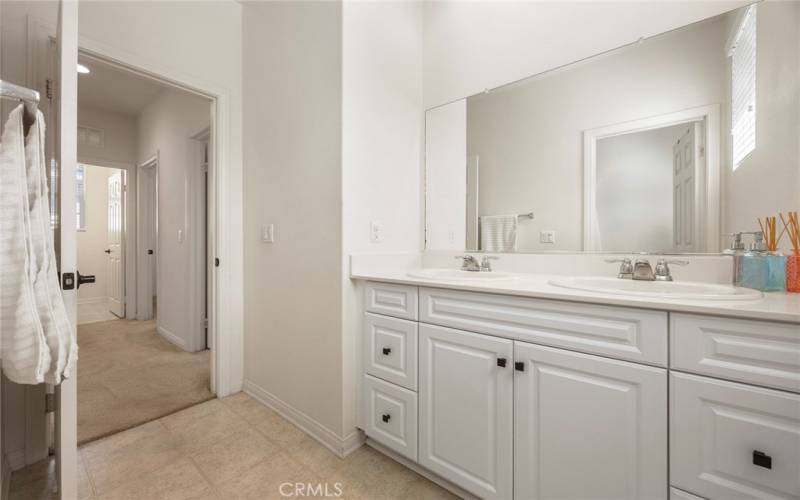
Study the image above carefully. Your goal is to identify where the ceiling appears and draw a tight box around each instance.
[77,56,166,116]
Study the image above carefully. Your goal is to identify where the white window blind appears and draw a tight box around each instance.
[730,5,756,169]
[76,164,87,231]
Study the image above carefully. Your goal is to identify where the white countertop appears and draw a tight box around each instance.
[351,269,800,324]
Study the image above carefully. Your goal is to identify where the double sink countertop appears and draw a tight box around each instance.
[351,268,800,324]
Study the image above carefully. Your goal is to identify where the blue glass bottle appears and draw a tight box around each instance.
[739,233,768,291]
[764,253,787,292]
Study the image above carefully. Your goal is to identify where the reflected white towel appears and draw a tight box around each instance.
[480,214,517,252]
[26,111,76,383]
[0,105,50,384]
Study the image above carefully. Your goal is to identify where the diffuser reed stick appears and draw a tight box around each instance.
[781,211,800,252]
[759,216,782,252]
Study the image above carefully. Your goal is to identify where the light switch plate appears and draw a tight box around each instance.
[177,229,184,243]
[370,221,382,243]
[262,224,274,243]
[540,230,556,244]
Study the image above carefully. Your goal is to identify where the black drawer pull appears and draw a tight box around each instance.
[382,347,391,355]
[515,361,525,372]
[497,358,507,367]
[753,450,772,469]
[381,413,391,423]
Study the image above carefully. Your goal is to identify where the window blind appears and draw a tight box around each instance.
[731,5,756,169]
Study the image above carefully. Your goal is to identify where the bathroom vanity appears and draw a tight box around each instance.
[352,268,800,500]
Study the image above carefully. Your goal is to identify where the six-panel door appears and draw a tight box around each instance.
[418,324,514,500]
[514,341,668,500]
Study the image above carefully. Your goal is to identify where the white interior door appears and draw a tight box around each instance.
[54,1,79,498]
[672,123,697,252]
[106,171,124,317]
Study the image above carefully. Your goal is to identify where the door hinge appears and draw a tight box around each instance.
[45,79,54,100]
[203,317,209,329]
[45,393,56,413]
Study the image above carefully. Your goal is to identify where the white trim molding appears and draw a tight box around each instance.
[157,326,189,351]
[583,104,721,252]
[244,380,365,458]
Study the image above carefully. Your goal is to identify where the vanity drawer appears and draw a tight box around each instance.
[365,282,418,320]
[670,488,705,500]
[362,374,418,462]
[419,287,667,366]
[364,313,417,391]
[671,372,800,500]
[671,314,800,393]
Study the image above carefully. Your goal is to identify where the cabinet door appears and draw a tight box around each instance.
[419,324,513,500]
[515,342,667,500]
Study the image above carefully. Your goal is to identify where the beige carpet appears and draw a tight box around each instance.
[78,319,213,445]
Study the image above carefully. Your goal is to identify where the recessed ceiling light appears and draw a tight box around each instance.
[77,64,90,74]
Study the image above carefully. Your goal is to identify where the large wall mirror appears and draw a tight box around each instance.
[425,2,799,254]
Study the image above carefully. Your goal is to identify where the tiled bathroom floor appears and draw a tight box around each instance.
[9,393,457,500]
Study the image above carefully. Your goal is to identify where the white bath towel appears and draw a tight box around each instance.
[25,111,76,383]
[0,105,51,384]
[480,214,518,252]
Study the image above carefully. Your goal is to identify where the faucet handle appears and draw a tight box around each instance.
[480,256,499,272]
[605,258,633,279]
[654,259,689,281]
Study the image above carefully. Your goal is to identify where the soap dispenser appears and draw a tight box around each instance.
[723,232,746,285]
[739,232,768,290]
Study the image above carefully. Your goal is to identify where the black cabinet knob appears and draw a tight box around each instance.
[753,450,772,469]
[515,361,525,372]
[381,413,391,423]
[497,358,507,367]
[382,347,391,355]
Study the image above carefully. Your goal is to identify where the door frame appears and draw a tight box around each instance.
[136,155,158,322]
[583,104,720,253]
[189,127,211,353]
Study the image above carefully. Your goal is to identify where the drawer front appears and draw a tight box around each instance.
[365,282,418,320]
[671,314,800,393]
[671,372,800,500]
[362,375,417,461]
[419,287,667,366]
[364,313,418,390]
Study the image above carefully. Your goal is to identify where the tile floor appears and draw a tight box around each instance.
[78,301,120,325]
[9,393,458,500]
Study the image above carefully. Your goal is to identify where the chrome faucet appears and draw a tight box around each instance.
[633,259,655,280]
[480,256,499,272]
[455,255,481,272]
[605,258,634,279]
[654,259,689,281]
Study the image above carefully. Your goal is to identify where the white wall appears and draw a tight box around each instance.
[78,106,137,167]
[137,88,210,351]
[464,16,727,251]
[596,124,686,252]
[77,166,119,303]
[243,1,345,440]
[425,100,466,250]
[724,1,800,252]
[422,0,748,108]
[342,0,424,439]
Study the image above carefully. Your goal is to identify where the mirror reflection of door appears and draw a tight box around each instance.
[672,123,702,253]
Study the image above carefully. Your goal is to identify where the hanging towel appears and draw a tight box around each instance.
[0,105,51,384]
[25,110,77,383]
[480,214,517,252]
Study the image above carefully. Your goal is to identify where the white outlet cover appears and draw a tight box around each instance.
[177,229,184,243]
[262,224,274,243]
[370,221,382,243]
[540,230,556,244]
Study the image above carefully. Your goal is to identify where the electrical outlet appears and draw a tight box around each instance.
[261,224,274,243]
[540,230,556,244]
[177,229,184,243]
[448,231,455,244]
[370,221,382,243]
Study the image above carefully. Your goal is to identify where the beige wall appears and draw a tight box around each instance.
[137,88,210,351]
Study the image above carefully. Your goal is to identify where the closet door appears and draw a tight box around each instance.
[514,341,667,500]
[418,324,513,500]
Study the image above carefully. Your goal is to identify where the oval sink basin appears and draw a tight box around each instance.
[407,268,521,282]
[549,276,763,301]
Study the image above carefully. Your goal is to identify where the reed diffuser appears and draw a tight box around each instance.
[782,211,800,293]
[758,216,786,291]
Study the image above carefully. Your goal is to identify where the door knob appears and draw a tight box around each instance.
[104,249,111,254]
[381,414,391,423]
[76,271,95,289]
[147,249,154,255]
[382,347,391,355]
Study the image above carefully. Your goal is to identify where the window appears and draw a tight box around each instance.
[730,5,757,169]
[76,164,86,231]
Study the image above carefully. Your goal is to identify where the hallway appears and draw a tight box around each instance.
[77,319,212,444]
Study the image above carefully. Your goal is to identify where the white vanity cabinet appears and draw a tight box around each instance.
[358,281,799,500]
[514,342,667,500]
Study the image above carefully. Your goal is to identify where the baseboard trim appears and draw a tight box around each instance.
[6,450,25,471]
[2,452,12,500]
[366,438,478,500]
[77,296,106,305]
[243,380,365,458]
[157,326,189,351]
